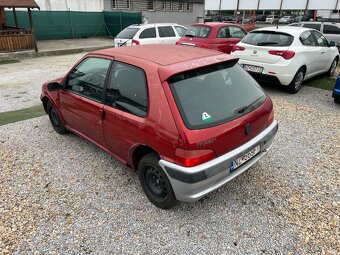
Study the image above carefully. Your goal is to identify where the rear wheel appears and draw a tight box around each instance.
[47,101,68,134]
[334,96,340,104]
[327,58,338,77]
[138,153,178,209]
[287,68,305,94]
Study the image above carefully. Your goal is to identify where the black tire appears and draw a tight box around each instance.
[334,97,340,104]
[47,101,68,134]
[138,153,178,209]
[327,58,338,77]
[287,68,305,94]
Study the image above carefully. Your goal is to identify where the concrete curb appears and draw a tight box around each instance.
[0,45,112,61]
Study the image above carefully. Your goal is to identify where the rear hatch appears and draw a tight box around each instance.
[167,61,274,157]
[234,30,294,64]
[178,25,212,48]
[114,27,140,47]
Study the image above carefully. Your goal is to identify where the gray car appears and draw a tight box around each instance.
[289,22,340,46]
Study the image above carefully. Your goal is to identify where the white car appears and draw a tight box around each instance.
[231,26,339,93]
[265,15,279,24]
[114,23,187,47]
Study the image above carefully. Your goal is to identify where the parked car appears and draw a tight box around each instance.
[333,75,340,103]
[289,22,340,46]
[265,15,279,24]
[176,22,247,54]
[256,14,268,22]
[41,45,278,209]
[279,16,295,24]
[113,23,187,47]
[231,26,339,93]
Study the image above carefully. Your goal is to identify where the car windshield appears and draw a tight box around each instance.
[242,31,294,46]
[169,62,266,130]
[185,26,211,38]
[116,28,140,39]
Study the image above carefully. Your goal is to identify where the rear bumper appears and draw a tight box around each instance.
[159,120,279,202]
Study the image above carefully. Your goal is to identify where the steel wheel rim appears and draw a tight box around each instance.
[294,72,304,90]
[50,108,60,127]
[330,60,337,76]
[144,166,167,199]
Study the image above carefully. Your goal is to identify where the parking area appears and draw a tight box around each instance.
[0,54,339,254]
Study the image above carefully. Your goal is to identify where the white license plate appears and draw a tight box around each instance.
[231,145,261,171]
[242,64,263,73]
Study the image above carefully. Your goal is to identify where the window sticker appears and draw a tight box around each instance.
[202,112,212,122]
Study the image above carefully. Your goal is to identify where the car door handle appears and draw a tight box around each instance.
[321,51,325,54]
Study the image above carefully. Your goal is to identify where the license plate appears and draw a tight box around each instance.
[242,64,263,73]
[230,145,261,172]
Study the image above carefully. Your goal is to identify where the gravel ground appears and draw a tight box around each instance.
[0,53,85,113]
[0,84,339,254]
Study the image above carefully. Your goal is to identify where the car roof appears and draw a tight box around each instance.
[93,45,237,81]
[128,23,182,28]
[292,21,340,26]
[191,22,241,28]
[251,26,312,36]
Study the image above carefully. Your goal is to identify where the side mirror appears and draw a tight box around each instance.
[47,82,62,91]
[329,41,336,47]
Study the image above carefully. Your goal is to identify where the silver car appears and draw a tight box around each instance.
[289,22,340,46]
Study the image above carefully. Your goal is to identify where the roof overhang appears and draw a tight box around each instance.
[0,0,40,9]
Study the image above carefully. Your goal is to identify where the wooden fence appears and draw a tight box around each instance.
[0,29,35,52]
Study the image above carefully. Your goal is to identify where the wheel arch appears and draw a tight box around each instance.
[130,145,159,170]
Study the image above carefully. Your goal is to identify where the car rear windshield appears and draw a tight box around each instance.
[169,62,266,130]
[185,25,211,38]
[116,28,140,39]
[242,31,294,46]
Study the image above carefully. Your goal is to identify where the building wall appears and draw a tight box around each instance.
[35,0,104,11]
[104,1,204,27]
[142,3,203,27]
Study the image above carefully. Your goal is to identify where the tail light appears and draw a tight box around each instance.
[175,41,180,45]
[268,50,295,60]
[131,39,140,45]
[175,148,216,167]
[231,45,245,52]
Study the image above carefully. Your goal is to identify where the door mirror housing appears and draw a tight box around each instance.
[329,41,336,47]
[47,82,62,91]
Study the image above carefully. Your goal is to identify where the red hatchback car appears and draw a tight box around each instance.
[41,45,278,209]
[176,22,249,53]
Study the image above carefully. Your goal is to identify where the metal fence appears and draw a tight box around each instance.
[4,10,142,40]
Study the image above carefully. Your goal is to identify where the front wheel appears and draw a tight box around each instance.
[287,68,305,94]
[47,101,68,134]
[327,58,338,77]
[138,153,178,209]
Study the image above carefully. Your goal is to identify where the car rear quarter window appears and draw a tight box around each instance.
[229,26,246,38]
[116,28,140,39]
[106,62,148,117]
[66,57,111,102]
[139,27,156,39]
[300,31,316,46]
[303,23,321,31]
[169,62,266,130]
[323,24,340,34]
[242,31,294,46]
[175,26,187,36]
[185,26,211,38]
[158,26,176,37]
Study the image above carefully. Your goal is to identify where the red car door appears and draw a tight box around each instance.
[211,26,247,53]
[101,61,149,162]
[58,57,112,146]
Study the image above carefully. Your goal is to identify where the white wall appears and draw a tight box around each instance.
[35,0,104,11]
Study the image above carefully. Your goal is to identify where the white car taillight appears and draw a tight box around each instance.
[268,50,295,60]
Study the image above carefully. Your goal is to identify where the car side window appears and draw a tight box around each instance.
[313,31,329,46]
[229,26,246,38]
[217,27,230,38]
[66,57,111,102]
[175,26,187,36]
[323,24,340,34]
[303,23,321,31]
[300,31,316,46]
[106,62,148,117]
[139,28,156,39]
[158,26,176,37]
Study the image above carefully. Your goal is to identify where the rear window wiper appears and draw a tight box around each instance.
[257,42,279,46]
[236,96,266,114]
[185,34,195,37]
